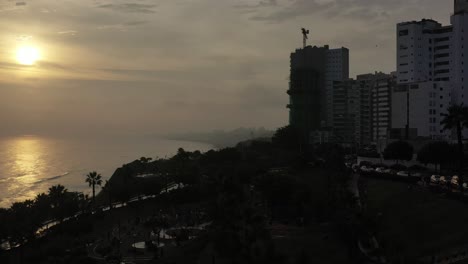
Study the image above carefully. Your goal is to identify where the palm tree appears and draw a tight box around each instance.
[77,193,90,215]
[441,104,468,162]
[85,171,103,206]
[48,184,68,222]
[441,104,468,185]
[34,192,50,223]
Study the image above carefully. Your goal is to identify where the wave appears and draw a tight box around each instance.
[0,172,70,185]
[33,172,70,185]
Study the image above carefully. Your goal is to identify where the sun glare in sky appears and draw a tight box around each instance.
[16,46,41,65]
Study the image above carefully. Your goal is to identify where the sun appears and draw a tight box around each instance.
[16,46,41,65]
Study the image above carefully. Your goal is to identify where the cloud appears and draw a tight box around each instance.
[36,61,74,71]
[16,34,32,41]
[0,1,26,12]
[235,0,278,9]
[125,20,148,26]
[240,0,427,23]
[0,60,78,74]
[97,3,157,14]
[96,20,149,31]
[0,62,24,70]
[57,30,78,36]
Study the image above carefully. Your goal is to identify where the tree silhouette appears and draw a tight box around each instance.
[34,192,50,223]
[77,193,90,215]
[139,156,153,163]
[85,171,103,206]
[272,125,301,150]
[102,180,113,210]
[384,141,414,164]
[48,184,68,222]
[417,141,453,173]
[441,104,468,175]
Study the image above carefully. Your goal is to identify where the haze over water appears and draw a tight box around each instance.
[0,135,212,208]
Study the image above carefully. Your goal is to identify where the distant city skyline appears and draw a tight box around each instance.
[288,0,468,145]
[0,0,453,137]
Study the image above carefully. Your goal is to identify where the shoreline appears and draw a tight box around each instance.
[0,136,214,209]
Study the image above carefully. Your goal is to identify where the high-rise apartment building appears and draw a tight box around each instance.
[371,72,396,142]
[455,0,468,13]
[326,48,350,127]
[392,1,468,140]
[332,72,395,146]
[332,79,358,145]
[287,45,349,144]
[332,76,371,146]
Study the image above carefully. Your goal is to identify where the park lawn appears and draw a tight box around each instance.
[366,178,468,259]
[295,167,338,199]
[271,223,350,264]
[268,167,350,263]
[155,224,350,264]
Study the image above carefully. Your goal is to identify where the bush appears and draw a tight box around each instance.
[95,243,112,256]
[374,163,388,168]
[384,141,414,162]
[390,164,407,171]
[358,151,380,158]
[359,161,372,167]
[409,165,428,171]
[417,141,455,169]
[272,125,301,150]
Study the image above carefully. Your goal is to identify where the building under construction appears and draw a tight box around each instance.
[287,33,349,144]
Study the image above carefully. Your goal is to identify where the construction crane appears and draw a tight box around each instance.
[301,28,310,48]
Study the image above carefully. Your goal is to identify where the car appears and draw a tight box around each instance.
[396,171,409,177]
[361,166,375,172]
[383,168,394,174]
[375,167,386,173]
[430,175,440,183]
[396,171,422,177]
[451,175,460,186]
[439,176,449,185]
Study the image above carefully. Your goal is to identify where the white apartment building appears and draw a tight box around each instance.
[392,0,468,140]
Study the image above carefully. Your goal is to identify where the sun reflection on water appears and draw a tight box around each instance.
[4,136,46,203]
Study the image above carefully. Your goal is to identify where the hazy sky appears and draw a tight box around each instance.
[0,0,452,137]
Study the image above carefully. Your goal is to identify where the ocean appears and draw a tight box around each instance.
[0,135,212,208]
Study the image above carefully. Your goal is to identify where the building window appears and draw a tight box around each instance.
[434,37,449,42]
[435,69,450,74]
[435,45,449,51]
[399,29,409,36]
[435,61,449,67]
[434,53,449,59]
